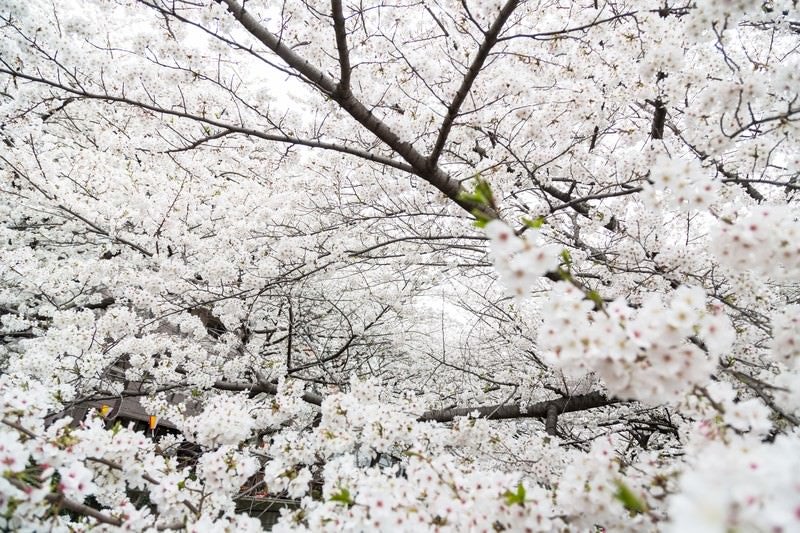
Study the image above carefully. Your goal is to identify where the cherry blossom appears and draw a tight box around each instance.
[1,0,799,531]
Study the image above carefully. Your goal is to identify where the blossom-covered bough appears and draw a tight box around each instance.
[1,0,799,530]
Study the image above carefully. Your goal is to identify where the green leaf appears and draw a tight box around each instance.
[560,249,572,265]
[472,219,488,229]
[503,482,526,506]
[471,208,490,228]
[330,487,354,506]
[587,290,604,308]
[459,175,495,209]
[613,480,647,515]
[474,176,494,207]
[522,216,546,229]
[457,191,483,204]
[459,176,497,226]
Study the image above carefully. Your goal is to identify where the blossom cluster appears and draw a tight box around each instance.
[668,427,800,532]
[0,376,264,531]
[485,220,561,299]
[538,284,735,404]
[556,436,669,532]
[175,393,256,448]
[712,205,800,280]
[703,381,773,436]
[771,304,800,369]
[276,453,555,532]
[259,380,565,530]
[649,155,720,211]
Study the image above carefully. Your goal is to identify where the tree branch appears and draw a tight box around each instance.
[499,11,637,41]
[209,382,617,426]
[331,0,351,90]
[2,430,124,527]
[219,0,338,94]
[1,154,154,257]
[212,380,324,406]
[43,490,124,527]
[219,0,492,219]
[545,403,558,435]
[428,0,520,168]
[0,69,414,175]
[418,391,620,423]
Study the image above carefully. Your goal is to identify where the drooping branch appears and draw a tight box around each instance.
[418,391,620,423]
[1,154,155,257]
[0,69,415,175]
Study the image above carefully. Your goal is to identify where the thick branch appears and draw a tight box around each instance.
[219,0,338,94]
[219,0,490,218]
[212,380,323,406]
[44,491,124,527]
[418,391,619,423]
[331,0,351,90]
[428,0,520,167]
[545,403,558,435]
[650,98,666,139]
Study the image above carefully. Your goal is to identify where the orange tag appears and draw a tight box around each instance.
[149,416,157,430]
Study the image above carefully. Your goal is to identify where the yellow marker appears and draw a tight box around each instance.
[149,416,157,430]
[100,405,111,417]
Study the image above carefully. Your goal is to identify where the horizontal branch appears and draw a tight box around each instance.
[418,391,620,423]
[0,69,415,175]
[347,234,487,256]
[209,383,617,426]
[212,380,324,406]
[500,11,637,41]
